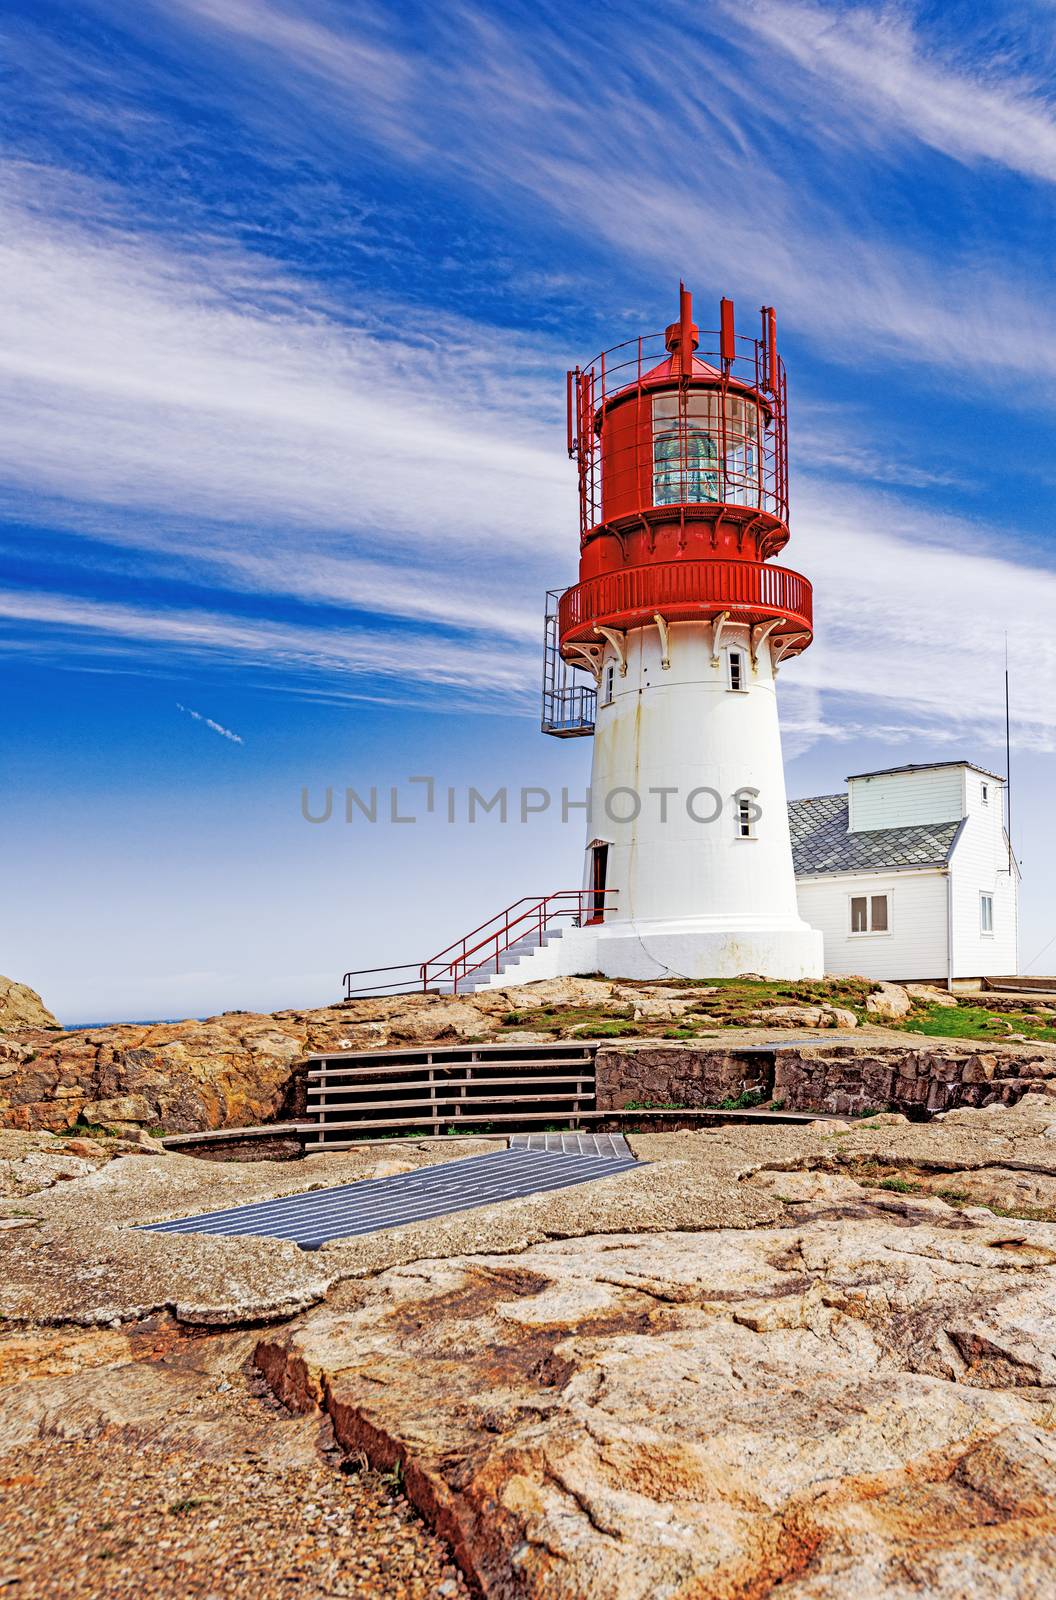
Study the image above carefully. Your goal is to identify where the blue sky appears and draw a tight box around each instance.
[3,0,1055,1021]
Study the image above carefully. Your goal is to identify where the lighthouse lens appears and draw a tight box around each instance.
[652,392,719,505]
[651,391,762,509]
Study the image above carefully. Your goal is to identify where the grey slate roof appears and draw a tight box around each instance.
[788,793,961,876]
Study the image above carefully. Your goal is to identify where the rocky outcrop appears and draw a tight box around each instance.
[257,1182,1056,1599]
[0,996,512,1135]
[6,1097,1056,1597]
[0,976,59,1032]
[595,1037,1056,1118]
[865,980,913,1020]
[4,976,1056,1136]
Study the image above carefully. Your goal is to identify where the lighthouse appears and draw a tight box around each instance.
[540,285,824,981]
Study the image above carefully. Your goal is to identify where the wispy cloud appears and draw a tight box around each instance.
[0,163,568,554]
[728,0,1056,184]
[4,1,1055,762]
[0,587,534,703]
[147,0,1056,388]
[789,475,1056,755]
[176,701,244,743]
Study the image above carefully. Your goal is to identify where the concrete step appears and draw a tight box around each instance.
[457,928,568,993]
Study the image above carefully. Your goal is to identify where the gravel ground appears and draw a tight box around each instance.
[0,1440,468,1599]
[0,1324,471,1600]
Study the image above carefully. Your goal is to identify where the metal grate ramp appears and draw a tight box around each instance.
[510,1131,632,1158]
[144,1146,639,1251]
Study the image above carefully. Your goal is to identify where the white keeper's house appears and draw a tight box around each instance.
[789,761,1018,985]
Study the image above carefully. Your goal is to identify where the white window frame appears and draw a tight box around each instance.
[735,794,756,840]
[980,782,989,806]
[727,648,746,693]
[849,891,892,937]
[602,663,615,706]
[980,891,994,936]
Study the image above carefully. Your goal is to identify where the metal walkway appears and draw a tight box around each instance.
[144,1146,639,1251]
[510,1131,632,1158]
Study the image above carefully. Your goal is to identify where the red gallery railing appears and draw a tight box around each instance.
[558,558,812,649]
[342,890,617,998]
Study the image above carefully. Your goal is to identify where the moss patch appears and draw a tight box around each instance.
[899,1003,1056,1046]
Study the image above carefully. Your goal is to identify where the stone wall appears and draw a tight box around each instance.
[773,1043,1055,1118]
[596,1040,1056,1119]
[595,1045,772,1110]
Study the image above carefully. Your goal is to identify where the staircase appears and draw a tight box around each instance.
[342,890,615,999]
[304,1039,598,1152]
[457,925,569,992]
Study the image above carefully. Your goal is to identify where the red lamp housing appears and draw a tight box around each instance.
[560,287,812,662]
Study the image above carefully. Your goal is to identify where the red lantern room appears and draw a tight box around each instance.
[553,286,813,690]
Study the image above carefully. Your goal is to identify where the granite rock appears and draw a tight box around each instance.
[258,1194,1056,1600]
[0,976,59,1031]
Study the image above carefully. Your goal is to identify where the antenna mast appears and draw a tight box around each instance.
[1005,635,1013,875]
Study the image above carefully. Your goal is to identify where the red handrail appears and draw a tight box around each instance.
[342,891,618,998]
[421,890,618,993]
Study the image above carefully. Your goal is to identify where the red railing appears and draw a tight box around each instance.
[558,558,812,647]
[342,890,617,999]
[568,311,788,542]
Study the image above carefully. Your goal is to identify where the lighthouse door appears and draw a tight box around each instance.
[588,842,609,924]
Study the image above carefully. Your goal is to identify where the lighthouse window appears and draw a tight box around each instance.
[602,663,615,705]
[736,796,755,838]
[723,393,761,508]
[652,393,719,506]
[980,892,994,934]
[727,650,745,691]
[651,391,762,509]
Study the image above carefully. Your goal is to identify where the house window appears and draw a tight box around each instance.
[602,663,615,706]
[980,892,994,934]
[736,795,755,839]
[981,782,989,805]
[728,650,745,692]
[850,893,890,934]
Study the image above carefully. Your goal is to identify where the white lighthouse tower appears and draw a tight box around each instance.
[539,285,823,981]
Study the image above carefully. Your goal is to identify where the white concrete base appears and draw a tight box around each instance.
[480,916,823,988]
[591,917,823,981]
[476,926,598,990]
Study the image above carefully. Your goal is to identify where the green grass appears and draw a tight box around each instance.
[877,1176,922,1194]
[622,1099,688,1111]
[572,1019,641,1038]
[502,1004,636,1035]
[900,1003,1056,1045]
[715,1088,766,1111]
[54,1120,112,1139]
